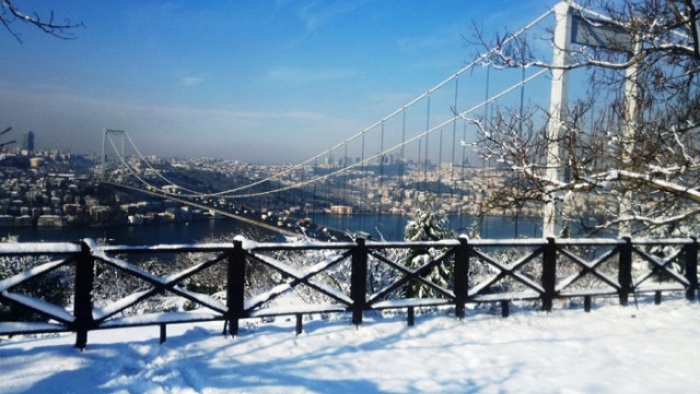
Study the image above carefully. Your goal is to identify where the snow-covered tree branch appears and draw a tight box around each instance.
[1,0,83,42]
[465,0,700,237]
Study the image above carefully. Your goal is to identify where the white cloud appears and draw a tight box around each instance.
[294,1,364,32]
[263,67,357,84]
[181,76,204,86]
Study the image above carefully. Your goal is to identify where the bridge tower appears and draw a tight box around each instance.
[101,128,126,180]
[545,1,636,237]
[543,2,572,237]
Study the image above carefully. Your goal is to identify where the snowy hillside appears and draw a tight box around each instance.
[1,298,699,393]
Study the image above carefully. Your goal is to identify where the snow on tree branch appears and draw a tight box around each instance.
[1,0,83,43]
[460,0,700,237]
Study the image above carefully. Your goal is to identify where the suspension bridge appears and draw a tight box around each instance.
[4,1,700,354]
[97,2,624,239]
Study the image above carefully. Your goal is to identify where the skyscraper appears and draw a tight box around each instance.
[23,131,34,152]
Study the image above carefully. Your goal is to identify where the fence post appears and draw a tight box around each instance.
[74,239,95,350]
[618,237,632,306]
[454,235,469,319]
[227,236,247,337]
[541,237,557,312]
[350,237,368,326]
[685,237,698,301]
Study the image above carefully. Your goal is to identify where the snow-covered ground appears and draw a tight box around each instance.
[1,298,699,393]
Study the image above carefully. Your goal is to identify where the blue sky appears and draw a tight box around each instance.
[0,0,551,163]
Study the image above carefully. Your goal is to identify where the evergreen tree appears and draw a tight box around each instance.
[403,199,455,298]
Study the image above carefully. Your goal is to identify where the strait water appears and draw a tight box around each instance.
[4,214,541,245]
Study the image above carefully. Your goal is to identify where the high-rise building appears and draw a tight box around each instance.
[22,131,35,152]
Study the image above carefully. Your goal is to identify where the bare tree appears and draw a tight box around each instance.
[1,0,83,42]
[466,0,700,238]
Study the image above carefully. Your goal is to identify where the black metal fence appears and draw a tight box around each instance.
[0,236,697,349]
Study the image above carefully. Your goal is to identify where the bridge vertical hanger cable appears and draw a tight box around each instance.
[514,63,527,237]
[451,77,459,211]
[288,168,294,218]
[458,71,471,230]
[400,110,406,181]
[438,125,443,196]
[360,132,366,230]
[417,112,424,191]
[312,159,317,225]
[481,64,492,237]
[265,174,270,214]
[379,121,385,236]
[325,149,331,229]
[417,140,422,190]
[461,120,468,230]
[398,111,407,238]
[423,95,431,192]
[342,142,349,230]
[299,165,305,221]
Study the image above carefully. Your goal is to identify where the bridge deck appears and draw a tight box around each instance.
[101,181,352,240]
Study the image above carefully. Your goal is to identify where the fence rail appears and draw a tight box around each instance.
[0,236,697,349]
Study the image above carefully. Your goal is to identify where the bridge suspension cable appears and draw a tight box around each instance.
[105,62,548,201]
[104,7,555,204]
[124,132,199,194]
[105,130,207,197]
[209,68,549,199]
[185,7,555,198]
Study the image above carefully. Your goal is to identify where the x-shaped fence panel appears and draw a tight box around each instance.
[467,244,546,299]
[366,247,457,304]
[0,257,77,326]
[244,248,354,311]
[91,249,230,323]
[555,244,621,295]
[631,243,692,290]
[0,242,82,332]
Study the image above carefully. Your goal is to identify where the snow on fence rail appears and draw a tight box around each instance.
[0,236,697,349]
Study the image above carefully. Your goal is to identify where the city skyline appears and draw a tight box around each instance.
[1,0,549,163]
